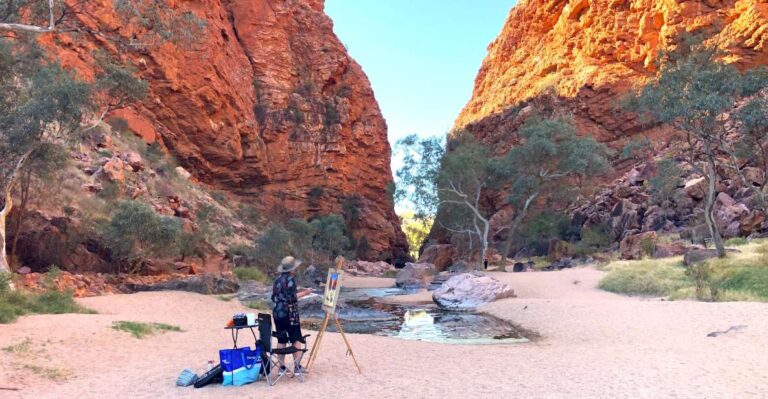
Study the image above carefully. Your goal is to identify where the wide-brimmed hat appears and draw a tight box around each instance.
[277,256,302,273]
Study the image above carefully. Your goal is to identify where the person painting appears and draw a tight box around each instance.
[272,256,312,374]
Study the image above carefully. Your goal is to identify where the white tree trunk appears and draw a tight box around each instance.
[0,187,16,290]
[703,142,726,257]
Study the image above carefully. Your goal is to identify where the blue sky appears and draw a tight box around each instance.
[325,1,514,168]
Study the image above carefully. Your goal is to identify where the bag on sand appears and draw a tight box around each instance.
[193,364,223,388]
[176,368,199,387]
[220,346,261,386]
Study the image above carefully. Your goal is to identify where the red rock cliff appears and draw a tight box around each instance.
[48,0,408,261]
[457,0,768,145]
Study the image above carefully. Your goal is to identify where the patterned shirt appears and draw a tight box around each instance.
[272,273,299,325]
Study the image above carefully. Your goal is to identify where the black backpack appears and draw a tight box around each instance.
[193,364,223,388]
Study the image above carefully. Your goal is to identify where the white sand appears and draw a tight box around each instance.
[1,267,767,399]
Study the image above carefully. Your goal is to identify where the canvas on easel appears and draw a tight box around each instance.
[306,257,361,374]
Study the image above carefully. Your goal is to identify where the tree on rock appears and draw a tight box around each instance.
[494,116,609,262]
[0,40,90,283]
[630,37,768,258]
[0,1,203,289]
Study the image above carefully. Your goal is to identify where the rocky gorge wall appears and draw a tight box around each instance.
[430,0,768,259]
[457,0,768,142]
[45,0,408,261]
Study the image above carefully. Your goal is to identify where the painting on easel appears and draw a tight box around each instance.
[322,268,342,313]
[307,256,361,374]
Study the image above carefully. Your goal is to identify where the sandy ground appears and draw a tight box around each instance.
[1,267,767,399]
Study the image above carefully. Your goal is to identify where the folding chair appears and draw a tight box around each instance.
[256,313,310,386]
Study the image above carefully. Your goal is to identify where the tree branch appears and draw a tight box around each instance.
[0,0,56,33]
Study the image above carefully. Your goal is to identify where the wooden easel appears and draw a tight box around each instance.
[306,311,361,374]
[305,261,361,374]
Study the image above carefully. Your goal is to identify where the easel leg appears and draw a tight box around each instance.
[307,314,329,371]
[333,315,362,374]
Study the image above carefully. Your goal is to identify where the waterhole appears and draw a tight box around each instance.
[300,287,533,345]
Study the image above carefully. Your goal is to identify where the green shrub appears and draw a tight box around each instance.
[226,244,257,266]
[236,204,261,225]
[515,212,569,256]
[234,267,271,283]
[0,287,95,324]
[112,321,183,338]
[574,225,612,256]
[102,200,182,273]
[178,231,205,262]
[719,264,768,299]
[254,225,293,268]
[138,141,166,167]
[0,273,11,295]
[324,100,340,127]
[246,300,272,311]
[310,214,352,257]
[342,196,362,225]
[686,262,723,301]
[599,261,690,296]
[308,186,324,201]
[640,235,656,259]
[725,237,749,247]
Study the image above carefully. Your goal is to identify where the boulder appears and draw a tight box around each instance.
[547,240,573,262]
[81,182,103,193]
[714,192,750,235]
[432,272,516,310]
[619,231,657,260]
[395,262,436,288]
[175,166,192,180]
[683,249,721,266]
[120,151,144,171]
[101,157,125,183]
[740,211,766,236]
[344,260,395,276]
[653,241,688,259]
[551,257,574,270]
[683,177,706,200]
[743,167,764,186]
[447,261,471,273]
[175,206,192,219]
[418,244,458,271]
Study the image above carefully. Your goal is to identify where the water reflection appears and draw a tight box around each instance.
[301,288,531,345]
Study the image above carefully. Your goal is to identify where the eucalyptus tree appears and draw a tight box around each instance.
[0,0,204,287]
[494,116,609,262]
[0,41,89,280]
[396,132,498,265]
[631,38,768,258]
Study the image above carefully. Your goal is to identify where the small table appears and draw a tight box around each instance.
[225,324,258,348]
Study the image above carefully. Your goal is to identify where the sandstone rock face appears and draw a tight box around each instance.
[45,0,407,261]
[418,244,458,272]
[395,262,436,289]
[431,0,768,258]
[432,272,516,311]
[619,231,657,260]
[344,260,395,277]
[457,0,768,140]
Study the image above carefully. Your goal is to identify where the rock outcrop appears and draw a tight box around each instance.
[395,262,436,289]
[44,0,407,261]
[457,0,768,143]
[430,0,768,258]
[432,272,516,311]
